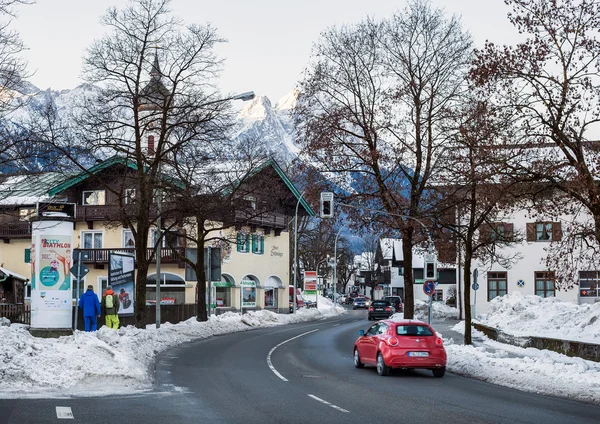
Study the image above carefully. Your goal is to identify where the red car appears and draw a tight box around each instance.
[353,320,447,377]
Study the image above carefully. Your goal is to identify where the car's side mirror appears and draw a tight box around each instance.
[358,329,365,336]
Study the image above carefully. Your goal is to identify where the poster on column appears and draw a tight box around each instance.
[31,232,73,328]
[108,251,135,316]
[304,271,317,294]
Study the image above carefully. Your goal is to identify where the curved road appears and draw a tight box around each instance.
[1,309,599,423]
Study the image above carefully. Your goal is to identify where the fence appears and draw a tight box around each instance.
[0,304,30,324]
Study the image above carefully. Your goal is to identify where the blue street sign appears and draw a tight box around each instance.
[423,280,436,296]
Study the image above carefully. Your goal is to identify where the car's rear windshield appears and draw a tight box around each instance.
[396,325,434,336]
[354,297,366,301]
[385,297,400,302]
[372,301,389,306]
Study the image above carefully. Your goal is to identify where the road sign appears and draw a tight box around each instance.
[423,280,436,296]
[70,263,89,279]
[472,282,479,291]
[473,268,478,284]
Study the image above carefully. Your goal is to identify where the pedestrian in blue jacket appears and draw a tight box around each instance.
[78,285,101,332]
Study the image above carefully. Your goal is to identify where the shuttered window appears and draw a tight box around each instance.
[24,248,31,263]
[237,232,250,253]
[526,222,562,242]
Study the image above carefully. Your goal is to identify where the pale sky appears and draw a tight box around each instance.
[11,0,519,103]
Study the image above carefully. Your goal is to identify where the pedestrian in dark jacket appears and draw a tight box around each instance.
[78,285,101,332]
[101,285,120,329]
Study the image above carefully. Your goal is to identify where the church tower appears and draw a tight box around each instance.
[138,52,170,157]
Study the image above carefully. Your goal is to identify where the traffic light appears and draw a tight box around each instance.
[424,253,438,280]
[320,192,334,218]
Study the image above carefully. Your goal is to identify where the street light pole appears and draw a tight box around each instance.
[332,225,345,305]
[293,190,306,313]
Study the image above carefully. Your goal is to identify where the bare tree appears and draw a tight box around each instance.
[33,0,235,327]
[471,0,600,288]
[295,0,472,318]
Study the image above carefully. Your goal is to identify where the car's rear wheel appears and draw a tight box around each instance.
[353,349,364,368]
[432,367,446,378]
[376,353,390,376]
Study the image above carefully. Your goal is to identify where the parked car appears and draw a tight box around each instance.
[384,296,403,313]
[352,297,368,309]
[368,300,395,320]
[305,300,317,309]
[353,320,447,377]
[289,286,305,312]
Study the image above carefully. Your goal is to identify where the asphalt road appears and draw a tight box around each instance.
[1,309,599,423]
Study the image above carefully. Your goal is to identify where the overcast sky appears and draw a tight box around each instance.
[12,0,520,103]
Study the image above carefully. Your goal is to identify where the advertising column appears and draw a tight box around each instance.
[30,205,75,333]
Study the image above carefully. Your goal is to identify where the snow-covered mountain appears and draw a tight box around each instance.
[8,82,301,166]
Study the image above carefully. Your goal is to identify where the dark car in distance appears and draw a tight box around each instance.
[384,296,403,313]
[368,300,395,320]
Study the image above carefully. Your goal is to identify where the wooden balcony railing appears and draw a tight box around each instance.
[234,210,288,229]
[0,222,32,239]
[79,247,186,265]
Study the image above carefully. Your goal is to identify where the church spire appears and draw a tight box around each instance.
[150,48,161,79]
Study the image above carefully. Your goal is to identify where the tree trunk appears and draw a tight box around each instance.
[402,227,415,319]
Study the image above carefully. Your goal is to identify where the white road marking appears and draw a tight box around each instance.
[56,407,74,419]
[267,329,319,382]
[332,324,340,327]
[308,394,350,413]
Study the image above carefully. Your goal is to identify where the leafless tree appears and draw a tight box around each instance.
[31,0,239,327]
[295,0,472,318]
[471,0,600,289]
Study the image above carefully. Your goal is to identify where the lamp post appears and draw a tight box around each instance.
[292,190,306,313]
[153,91,255,328]
[332,225,346,305]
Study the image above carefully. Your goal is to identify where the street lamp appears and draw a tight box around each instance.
[155,90,256,328]
[292,190,306,313]
[332,225,346,305]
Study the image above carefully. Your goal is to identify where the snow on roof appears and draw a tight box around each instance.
[0,266,29,282]
[0,172,66,206]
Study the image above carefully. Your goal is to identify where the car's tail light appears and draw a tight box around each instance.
[435,337,444,346]
[368,307,373,311]
[387,337,399,347]
[385,307,391,311]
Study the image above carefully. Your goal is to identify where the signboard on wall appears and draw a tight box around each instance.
[304,271,317,294]
[240,280,256,307]
[30,221,74,329]
[108,251,135,316]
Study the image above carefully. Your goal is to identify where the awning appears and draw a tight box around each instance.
[0,267,29,283]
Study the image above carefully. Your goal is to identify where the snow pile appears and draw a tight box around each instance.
[0,307,344,398]
[476,292,600,344]
[389,299,458,321]
[445,321,600,405]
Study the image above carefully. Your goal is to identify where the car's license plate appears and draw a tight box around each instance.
[408,352,429,357]
[376,308,383,311]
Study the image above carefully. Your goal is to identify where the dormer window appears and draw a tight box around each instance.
[243,195,256,210]
[82,190,105,206]
[125,189,136,204]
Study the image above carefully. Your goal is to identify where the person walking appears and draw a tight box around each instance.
[78,284,101,332]
[102,285,120,329]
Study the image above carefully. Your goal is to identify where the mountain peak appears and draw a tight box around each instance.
[275,89,298,111]
[239,95,273,120]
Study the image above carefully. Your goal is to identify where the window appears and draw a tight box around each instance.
[526,222,561,242]
[252,234,264,254]
[123,230,135,248]
[148,135,155,153]
[125,189,136,204]
[82,190,105,206]
[237,232,250,253]
[24,248,31,263]
[535,271,555,298]
[216,286,231,307]
[433,289,443,302]
[243,195,256,210]
[72,278,85,300]
[488,271,508,301]
[489,222,514,241]
[82,231,103,249]
[396,325,434,336]
[151,228,180,248]
[99,277,108,294]
[579,271,600,299]
[264,288,278,307]
[19,207,35,221]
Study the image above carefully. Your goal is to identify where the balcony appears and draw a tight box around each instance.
[79,247,186,266]
[234,210,288,229]
[0,222,32,240]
